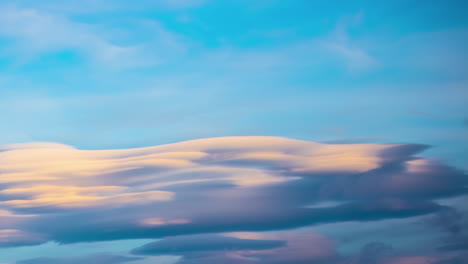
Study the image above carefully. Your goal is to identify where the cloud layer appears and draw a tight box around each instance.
[0,136,466,263]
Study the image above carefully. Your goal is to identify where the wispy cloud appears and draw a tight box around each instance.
[319,12,379,74]
[0,4,188,69]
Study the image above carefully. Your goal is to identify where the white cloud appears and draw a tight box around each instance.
[320,12,379,73]
[0,4,188,69]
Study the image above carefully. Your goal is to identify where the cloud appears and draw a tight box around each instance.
[17,254,141,264]
[353,242,394,264]
[319,12,379,74]
[16,0,208,13]
[147,232,466,264]
[132,231,339,264]
[0,210,35,229]
[428,206,468,254]
[382,256,442,264]
[0,136,465,248]
[428,208,465,235]
[0,229,47,248]
[131,234,286,255]
[157,0,207,9]
[0,4,129,67]
[438,238,468,252]
[0,4,187,69]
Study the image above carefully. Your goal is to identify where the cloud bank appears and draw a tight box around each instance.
[0,136,466,263]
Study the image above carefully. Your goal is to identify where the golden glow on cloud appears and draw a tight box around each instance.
[0,137,402,212]
[0,185,173,209]
[140,218,191,226]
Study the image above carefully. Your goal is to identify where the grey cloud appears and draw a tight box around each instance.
[24,195,444,244]
[354,242,394,264]
[437,238,468,252]
[16,254,141,264]
[131,231,341,264]
[429,208,465,235]
[131,234,286,255]
[0,230,47,248]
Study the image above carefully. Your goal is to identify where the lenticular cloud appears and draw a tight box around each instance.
[0,136,465,249]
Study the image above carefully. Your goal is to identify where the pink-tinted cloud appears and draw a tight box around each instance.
[0,136,464,249]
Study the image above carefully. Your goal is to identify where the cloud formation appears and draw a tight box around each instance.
[17,254,141,264]
[0,4,187,69]
[131,234,286,255]
[130,231,339,264]
[0,136,466,263]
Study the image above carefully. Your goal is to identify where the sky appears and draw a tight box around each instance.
[0,0,467,263]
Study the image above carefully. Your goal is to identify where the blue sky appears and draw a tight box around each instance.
[0,1,467,264]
